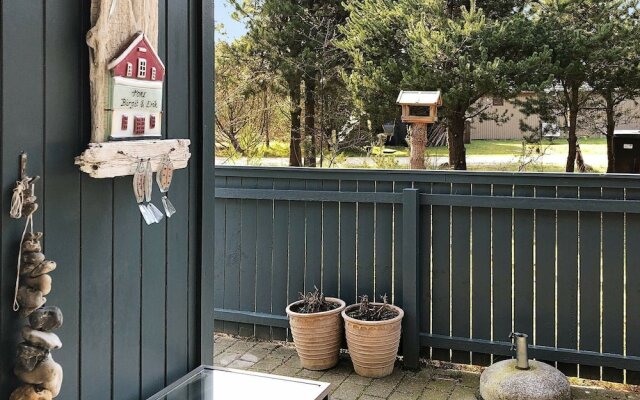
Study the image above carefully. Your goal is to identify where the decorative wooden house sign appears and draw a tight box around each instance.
[107,32,164,140]
[76,0,190,180]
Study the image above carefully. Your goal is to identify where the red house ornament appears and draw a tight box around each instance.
[107,32,164,140]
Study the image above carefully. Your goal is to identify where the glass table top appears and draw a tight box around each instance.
[148,366,330,400]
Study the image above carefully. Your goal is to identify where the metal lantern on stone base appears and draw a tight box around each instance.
[396,90,442,169]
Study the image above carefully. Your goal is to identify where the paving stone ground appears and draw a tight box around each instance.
[214,334,640,400]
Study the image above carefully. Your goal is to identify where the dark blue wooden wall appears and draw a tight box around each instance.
[0,1,215,399]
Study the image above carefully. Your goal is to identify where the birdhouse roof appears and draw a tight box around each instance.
[107,32,165,71]
[396,90,442,106]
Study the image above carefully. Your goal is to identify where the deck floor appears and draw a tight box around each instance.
[214,334,640,400]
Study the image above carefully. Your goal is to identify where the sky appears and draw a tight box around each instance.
[215,1,248,42]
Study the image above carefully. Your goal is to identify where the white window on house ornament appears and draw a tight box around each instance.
[126,62,133,77]
[151,67,157,81]
[137,58,147,78]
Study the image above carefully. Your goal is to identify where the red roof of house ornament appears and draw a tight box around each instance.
[108,32,165,81]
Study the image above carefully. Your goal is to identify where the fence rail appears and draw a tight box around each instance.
[214,166,640,384]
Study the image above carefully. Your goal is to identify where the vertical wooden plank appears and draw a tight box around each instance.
[626,188,640,384]
[141,218,168,398]
[579,186,602,380]
[112,178,142,399]
[339,181,357,304]
[141,1,168,393]
[238,177,258,337]
[601,187,624,382]
[187,0,200,368]
[222,177,242,336]
[513,186,534,338]
[535,186,556,361]
[393,181,412,308]
[1,2,45,396]
[305,179,323,292]
[165,0,191,382]
[451,183,471,364]
[271,178,290,340]
[471,184,492,366]
[402,188,420,369]
[43,1,82,397]
[213,178,227,332]
[80,176,113,399]
[556,186,578,377]
[492,184,513,347]
[375,181,393,300]
[322,180,340,297]
[357,180,375,299]
[431,182,451,362]
[288,179,306,307]
[255,178,274,340]
[199,0,217,367]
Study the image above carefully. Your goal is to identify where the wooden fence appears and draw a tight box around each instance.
[214,166,640,384]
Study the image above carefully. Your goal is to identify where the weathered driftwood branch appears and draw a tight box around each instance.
[75,139,191,178]
[87,0,159,143]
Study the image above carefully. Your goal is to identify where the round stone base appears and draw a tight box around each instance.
[480,359,571,400]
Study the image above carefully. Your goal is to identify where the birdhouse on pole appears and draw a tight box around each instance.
[397,90,442,169]
[397,90,442,124]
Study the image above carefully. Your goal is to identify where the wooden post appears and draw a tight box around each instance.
[402,188,421,370]
[86,0,158,143]
[408,123,427,169]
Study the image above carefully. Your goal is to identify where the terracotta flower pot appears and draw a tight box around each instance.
[342,303,404,378]
[286,297,346,370]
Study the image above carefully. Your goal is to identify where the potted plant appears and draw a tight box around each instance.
[342,295,404,378]
[285,288,346,370]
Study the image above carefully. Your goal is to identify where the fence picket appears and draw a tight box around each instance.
[451,183,471,364]
[626,188,640,384]
[602,187,625,382]
[431,182,452,362]
[579,186,602,380]
[357,181,376,299]
[556,186,579,376]
[492,184,513,348]
[471,183,492,366]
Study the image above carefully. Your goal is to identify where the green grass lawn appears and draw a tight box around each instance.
[219,137,607,159]
[218,137,609,172]
[367,136,607,158]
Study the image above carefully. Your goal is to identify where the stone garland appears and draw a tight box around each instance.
[10,182,63,400]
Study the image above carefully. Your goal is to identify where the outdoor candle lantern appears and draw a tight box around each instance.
[397,90,442,124]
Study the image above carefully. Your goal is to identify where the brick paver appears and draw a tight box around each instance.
[213,334,640,400]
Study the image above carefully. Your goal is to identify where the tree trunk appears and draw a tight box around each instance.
[408,123,427,169]
[565,86,579,172]
[304,77,317,167]
[447,113,467,170]
[604,93,616,173]
[289,82,303,167]
[263,91,270,147]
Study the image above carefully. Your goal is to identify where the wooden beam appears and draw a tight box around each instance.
[75,139,191,178]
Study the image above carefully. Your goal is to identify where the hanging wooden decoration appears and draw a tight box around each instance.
[76,0,191,179]
[10,154,64,400]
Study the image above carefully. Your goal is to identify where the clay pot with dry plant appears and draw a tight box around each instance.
[285,287,346,370]
[342,295,404,378]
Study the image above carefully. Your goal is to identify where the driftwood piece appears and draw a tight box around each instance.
[87,0,159,143]
[75,139,191,178]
